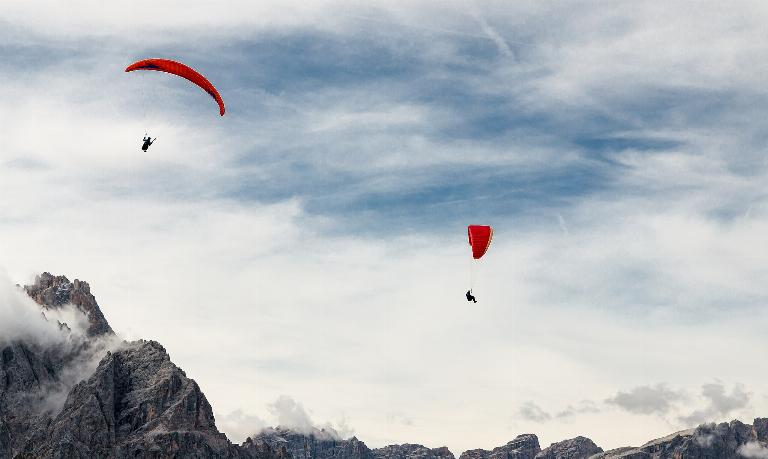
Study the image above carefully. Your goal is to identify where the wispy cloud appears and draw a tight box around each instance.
[679,383,751,426]
[556,401,600,419]
[604,382,752,428]
[518,402,552,423]
[3,0,768,454]
[606,384,684,416]
[217,409,267,444]
[739,442,768,459]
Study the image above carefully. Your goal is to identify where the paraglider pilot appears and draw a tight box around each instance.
[141,135,156,152]
[466,290,477,303]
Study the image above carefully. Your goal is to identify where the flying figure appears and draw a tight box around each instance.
[141,135,156,152]
[466,225,493,302]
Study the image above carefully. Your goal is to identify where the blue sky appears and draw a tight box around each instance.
[2,0,768,453]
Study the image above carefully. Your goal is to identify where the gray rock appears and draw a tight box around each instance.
[586,447,639,459]
[251,427,372,459]
[459,434,540,459]
[24,272,113,337]
[755,418,768,442]
[373,444,455,459]
[590,420,768,458]
[0,341,67,457]
[536,437,602,459]
[5,272,768,459]
[20,340,243,458]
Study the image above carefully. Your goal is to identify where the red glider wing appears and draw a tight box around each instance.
[126,58,225,116]
[468,225,493,259]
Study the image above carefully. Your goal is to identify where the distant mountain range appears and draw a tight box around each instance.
[1,273,766,458]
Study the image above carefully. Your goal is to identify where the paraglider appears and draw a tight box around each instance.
[141,135,156,152]
[125,58,225,116]
[468,225,493,260]
[467,225,493,302]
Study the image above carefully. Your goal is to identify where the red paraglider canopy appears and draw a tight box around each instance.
[125,58,225,116]
[468,225,493,259]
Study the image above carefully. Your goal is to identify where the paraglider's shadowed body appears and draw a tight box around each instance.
[466,290,477,303]
[141,136,156,151]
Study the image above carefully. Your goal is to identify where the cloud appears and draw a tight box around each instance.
[606,384,684,415]
[738,441,768,459]
[518,401,552,423]
[517,399,600,424]
[0,270,123,415]
[694,431,716,448]
[264,395,353,439]
[0,271,83,348]
[4,0,768,454]
[679,383,751,426]
[269,395,316,433]
[217,409,268,444]
[605,382,751,427]
[739,442,768,458]
[320,416,355,440]
[556,400,600,419]
[386,412,414,426]
[469,10,514,58]
[29,332,124,416]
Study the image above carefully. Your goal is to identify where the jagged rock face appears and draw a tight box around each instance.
[252,427,372,459]
[0,273,119,457]
[24,272,113,337]
[536,437,602,459]
[459,435,540,459]
[373,444,455,459]
[0,341,63,458]
[590,420,768,458]
[0,342,59,396]
[242,436,294,459]
[755,418,768,441]
[7,272,768,459]
[2,273,279,459]
[2,269,362,459]
[21,340,242,458]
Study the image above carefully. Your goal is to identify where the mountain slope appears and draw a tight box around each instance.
[1,272,767,459]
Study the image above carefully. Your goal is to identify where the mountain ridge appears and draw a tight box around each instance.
[0,272,765,458]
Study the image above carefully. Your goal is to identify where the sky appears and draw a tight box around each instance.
[2,0,768,454]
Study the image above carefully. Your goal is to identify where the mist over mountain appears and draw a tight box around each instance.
[1,272,766,458]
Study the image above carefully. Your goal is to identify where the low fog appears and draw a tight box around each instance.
[0,272,122,415]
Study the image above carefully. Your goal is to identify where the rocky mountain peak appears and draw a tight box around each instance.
[535,437,602,459]
[24,272,114,337]
[17,339,249,458]
[252,426,371,459]
[4,272,768,458]
[372,443,456,459]
[460,434,541,459]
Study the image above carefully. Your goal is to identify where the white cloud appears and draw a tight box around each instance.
[4,0,768,455]
[269,395,316,434]
[0,271,82,348]
[606,384,684,416]
[740,442,768,459]
[518,402,551,423]
[0,0,486,45]
[556,401,600,419]
[680,383,751,426]
[0,271,123,415]
[386,411,414,426]
[217,409,268,444]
